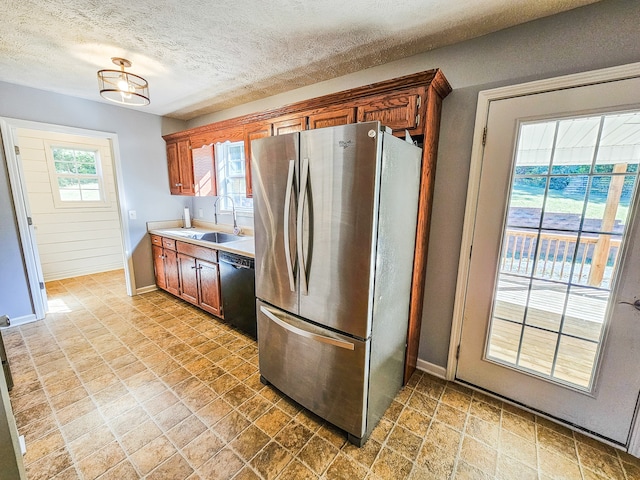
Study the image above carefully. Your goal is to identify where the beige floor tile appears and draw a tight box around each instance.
[325,452,368,480]
[147,453,194,480]
[129,434,177,475]
[298,434,340,475]
[75,441,126,480]
[460,435,498,476]
[199,446,244,480]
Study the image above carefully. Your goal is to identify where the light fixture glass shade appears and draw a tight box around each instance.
[97,58,149,106]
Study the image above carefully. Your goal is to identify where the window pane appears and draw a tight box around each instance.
[58,177,80,201]
[487,319,521,364]
[55,161,76,174]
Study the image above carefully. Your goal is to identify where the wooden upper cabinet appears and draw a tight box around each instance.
[167,141,181,195]
[272,116,306,136]
[308,107,356,130]
[166,138,195,195]
[244,122,272,198]
[191,125,244,148]
[356,89,422,135]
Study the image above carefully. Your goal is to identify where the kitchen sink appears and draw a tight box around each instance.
[198,232,240,243]
[168,229,241,243]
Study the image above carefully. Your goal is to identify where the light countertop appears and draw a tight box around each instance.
[148,223,254,258]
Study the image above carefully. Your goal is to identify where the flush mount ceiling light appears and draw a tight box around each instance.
[97,57,150,106]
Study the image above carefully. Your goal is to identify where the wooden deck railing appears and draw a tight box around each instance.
[501,229,621,287]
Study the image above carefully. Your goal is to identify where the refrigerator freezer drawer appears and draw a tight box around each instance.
[257,301,369,438]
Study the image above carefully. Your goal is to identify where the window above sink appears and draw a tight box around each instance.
[215,140,253,214]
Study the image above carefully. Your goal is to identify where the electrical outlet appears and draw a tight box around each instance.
[198,209,203,218]
[128,210,137,220]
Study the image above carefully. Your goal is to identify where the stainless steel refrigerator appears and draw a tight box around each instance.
[251,121,422,446]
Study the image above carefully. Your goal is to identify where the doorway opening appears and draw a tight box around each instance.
[1,118,134,323]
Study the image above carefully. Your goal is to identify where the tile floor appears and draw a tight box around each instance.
[4,270,640,480]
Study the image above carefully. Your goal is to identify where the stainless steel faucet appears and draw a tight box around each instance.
[213,195,242,235]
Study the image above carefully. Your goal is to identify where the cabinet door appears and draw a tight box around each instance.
[152,244,167,290]
[164,249,180,296]
[177,139,195,195]
[244,122,272,198]
[166,139,195,195]
[197,259,222,317]
[166,141,182,195]
[308,107,356,130]
[356,89,421,134]
[178,253,199,304]
[272,116,305,136]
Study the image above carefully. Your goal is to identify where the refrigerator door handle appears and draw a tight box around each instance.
[260,305,355,350]
[283,159,296,292]
[297,157,310,295]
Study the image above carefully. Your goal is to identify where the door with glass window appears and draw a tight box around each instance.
[457,76,640,444]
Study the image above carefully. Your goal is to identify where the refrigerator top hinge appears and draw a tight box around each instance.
[14,145,20,155]
[456,344,461,360]
[482,127,487,146]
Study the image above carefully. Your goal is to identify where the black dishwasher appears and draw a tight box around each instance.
[219,252,256,338]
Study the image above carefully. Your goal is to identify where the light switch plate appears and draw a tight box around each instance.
[128,210,136,220]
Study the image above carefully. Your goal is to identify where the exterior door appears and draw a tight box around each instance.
[457,76,640,445]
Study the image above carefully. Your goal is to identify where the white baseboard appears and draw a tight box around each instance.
[136,284,157,295]
[0,314,39,329]
[416,359,447,379]
[44,264,124,282]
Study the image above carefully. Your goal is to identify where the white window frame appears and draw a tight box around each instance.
[44,141,109,208]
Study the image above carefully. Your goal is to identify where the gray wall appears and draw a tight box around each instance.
[0,82,188,319]
[186,0,640,368]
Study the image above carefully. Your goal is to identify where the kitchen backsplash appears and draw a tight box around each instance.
[191,195,254,229]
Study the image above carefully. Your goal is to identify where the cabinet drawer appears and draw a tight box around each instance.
[150,234,163,247]
[176,241,218,263]
[162,237,176,250]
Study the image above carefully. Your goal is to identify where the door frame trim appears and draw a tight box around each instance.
[0,117,135,321]
[449,61,640,456]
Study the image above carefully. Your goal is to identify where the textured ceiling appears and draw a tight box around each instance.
[1,0,600,120]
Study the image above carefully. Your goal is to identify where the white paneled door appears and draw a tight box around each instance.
[456,75,640,445]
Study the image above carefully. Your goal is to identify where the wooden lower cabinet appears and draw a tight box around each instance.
[197,260,222,317]
[177,253,199,304]
[164,250,180,296]
[152,244,166,290]
[152,237,180,296]
[152,236,222,318]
